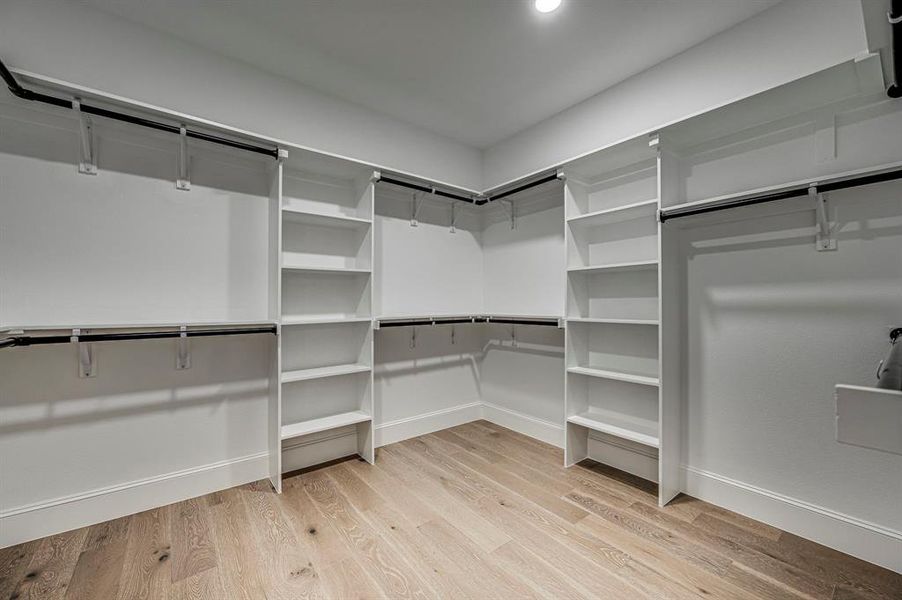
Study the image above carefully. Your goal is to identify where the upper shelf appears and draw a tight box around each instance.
[567,260,658,275]
[281,263,371,274]
[567,198,658,228]
[282,207,372,229]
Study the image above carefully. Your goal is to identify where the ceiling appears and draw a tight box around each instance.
[85,0,781,149]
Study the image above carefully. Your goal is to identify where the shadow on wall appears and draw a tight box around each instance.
[0,336,271,433]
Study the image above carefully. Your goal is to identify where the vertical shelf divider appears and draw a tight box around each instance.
[268,151,285,493]
[357,171,377,464]
[657,141,682,506]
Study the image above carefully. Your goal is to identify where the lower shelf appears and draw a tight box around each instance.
[567,366,659,387]
[568,409,660,448]
[281,363,371,383]
[281,410,372,440]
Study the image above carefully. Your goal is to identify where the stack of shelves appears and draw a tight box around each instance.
[562,145,664,468]
[271,161,377,490]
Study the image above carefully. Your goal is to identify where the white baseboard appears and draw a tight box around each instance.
[375,401,482,447]
[588,433,659,483]
[0,451,269,549]
[681,465,902,574]
[480,401,564,448]
[282,426,360,473]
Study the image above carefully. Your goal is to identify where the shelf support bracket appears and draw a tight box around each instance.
[72,328,96,378]
[409,326,417,349]
[176,125,191,191]
[502,199,516,230]
[450,201,458,233]
[176,325,191,370]
[450,325,456,345]
[411,191,426,227]
[74,100,97,175]
[810,185,836,251]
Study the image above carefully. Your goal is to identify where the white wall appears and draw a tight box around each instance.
[0,96,276,546]
[482,183,566,316]
[0,0,483,191]
[668,93,902,572]
[678,182,902,552]
[375,187,484,317]
[374,325,483,446]
[480,324,565,447]
[0,335,272,547]
[0,99,272,328]
[483,0,871,189]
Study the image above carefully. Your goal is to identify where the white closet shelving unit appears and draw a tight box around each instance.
[269,151,378,491]
[561,135,680,505]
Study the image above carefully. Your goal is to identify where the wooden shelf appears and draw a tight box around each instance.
[281,410,372,440]
[567,317,659,326]
[281,316,372,326]
[282,207,372,229]
[567,366,659,387]
[568,410,659,448]
[282,363,371,384]
[567,199,658,227]
[281,263,371,274]
[567,260,658,274]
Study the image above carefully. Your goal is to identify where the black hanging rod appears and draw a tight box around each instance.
[485,317,560,327]
[0,58,279,159]
[377,171,562,207]
[376,316,561,328]
[659,167,902,223]
[376,175,480,204]
[485,172,562,203]
[378,317,484,328]
[1,325,277,349]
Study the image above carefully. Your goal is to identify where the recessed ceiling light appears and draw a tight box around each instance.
[535,0,562,14]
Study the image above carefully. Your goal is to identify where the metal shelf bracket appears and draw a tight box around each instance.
[176,125,191,191]
[74,99,97,176]
[810,185,836,251]
[72,328,97,378]
[176,325,191,370]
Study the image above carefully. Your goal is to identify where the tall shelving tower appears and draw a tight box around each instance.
[562,135,679,506]
[268,151,377,492]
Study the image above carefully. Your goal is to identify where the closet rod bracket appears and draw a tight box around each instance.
[810,185,836,251]
[411,191,428,227]
[176,125,191,191]
[176,325,191,370]
[73,100,97,176]
[72,328,97,378]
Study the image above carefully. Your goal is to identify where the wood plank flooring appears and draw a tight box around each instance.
[2,420,900,600]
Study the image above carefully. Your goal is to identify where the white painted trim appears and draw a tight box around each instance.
[588,433,659,483]
[11,68,482,196]
[480,401,564,448]
[375,401,482,447]
[681,465,902,574]
[0,451,269,548]
[281,428,360,474]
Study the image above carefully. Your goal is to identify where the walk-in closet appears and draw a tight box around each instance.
[1,1,901,598]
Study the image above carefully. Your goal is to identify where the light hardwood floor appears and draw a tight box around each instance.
[2,420,900,599]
